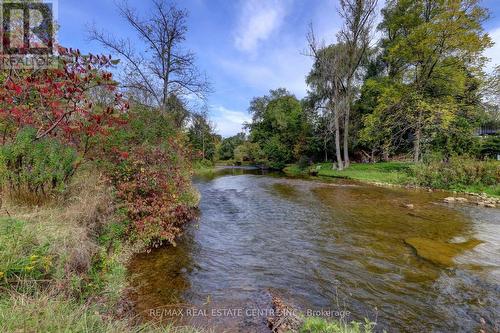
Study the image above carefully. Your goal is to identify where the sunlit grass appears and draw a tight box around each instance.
[285,162,412,184]
[300,317,376,333]
[315,162,412,184]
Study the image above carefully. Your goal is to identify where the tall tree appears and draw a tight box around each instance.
[337,0,378,168]
[89,0,210,122]
[306,40,347,169]
[306,0,376,170]
[377,0,492,161]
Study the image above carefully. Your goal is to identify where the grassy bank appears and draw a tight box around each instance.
[284,162,412,184]
[284,161,500,197]
[0,167,203,333]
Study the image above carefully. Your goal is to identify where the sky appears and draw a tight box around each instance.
[57,0,500,137]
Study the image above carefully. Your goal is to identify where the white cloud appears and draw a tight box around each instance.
[485,26,500,71]
[219,53,311,97]
[210,105,251,137]
[223,0,345,98]
[234,0,288,52]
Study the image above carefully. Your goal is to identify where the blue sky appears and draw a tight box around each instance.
[58,0,500,137]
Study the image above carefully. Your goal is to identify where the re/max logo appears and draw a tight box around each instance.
[1,0,56,55]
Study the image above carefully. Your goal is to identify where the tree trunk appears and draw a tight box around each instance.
[202,134,206,160]
[324,138,328,163]
[334,107,343,170]
[414,110,422,163]
[162,44,172,114]
[342,96,350,168]
[414,127,421,163]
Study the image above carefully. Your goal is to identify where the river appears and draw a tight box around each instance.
[129,167,500,332]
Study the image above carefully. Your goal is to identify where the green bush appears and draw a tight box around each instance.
[479,136,500,159]
[412,156,500,191]
[0,128,77,198]
[193,159,214,170]
[234,142,264,165]
[263,136,292,169]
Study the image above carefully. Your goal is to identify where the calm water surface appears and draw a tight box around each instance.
[129,168,500,332]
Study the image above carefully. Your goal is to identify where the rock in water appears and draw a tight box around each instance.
[444,197,468,203]
[404,237,482,267]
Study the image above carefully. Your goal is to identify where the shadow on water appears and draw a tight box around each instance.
[129,167,500,332]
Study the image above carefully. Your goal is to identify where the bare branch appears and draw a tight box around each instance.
[88,0,211,117]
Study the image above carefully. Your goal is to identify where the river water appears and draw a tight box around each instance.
[129,167,500,332]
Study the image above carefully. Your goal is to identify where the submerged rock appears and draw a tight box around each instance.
[405,237,482,267]
[477,201,496,208]
[444,197,468,203]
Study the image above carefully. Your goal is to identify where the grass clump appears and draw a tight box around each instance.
[300,317,376,333]
[286,159,499,197]
[0,292,205,333]
[283,164,307,177]
[0,293,120,333]
[0,169,126,329]
[0,218,53,283]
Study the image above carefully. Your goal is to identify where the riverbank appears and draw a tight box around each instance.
[0,165,381,333]
[0,167,203,333]
[284,161,500,198]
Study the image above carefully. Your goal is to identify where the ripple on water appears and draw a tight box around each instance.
[129,170,500,333]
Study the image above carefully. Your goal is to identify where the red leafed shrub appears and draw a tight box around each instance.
[0,47,128,149]
[110,139,199,249]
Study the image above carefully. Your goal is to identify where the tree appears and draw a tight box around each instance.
[306,41,348,169]
[234,142,263,165]
[0,47,127,153]
[481,65,500,127]
[376,0,492,162]
[218,133,246,161]
[188,111,218,161]
[337,0,378,167]
[306,0,376,170]
[89,0,210,122]
[247,89,309,169]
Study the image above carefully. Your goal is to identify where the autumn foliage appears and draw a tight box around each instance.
[1,46,198,249]
[109,139,199,249]
[0,47,128,148]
